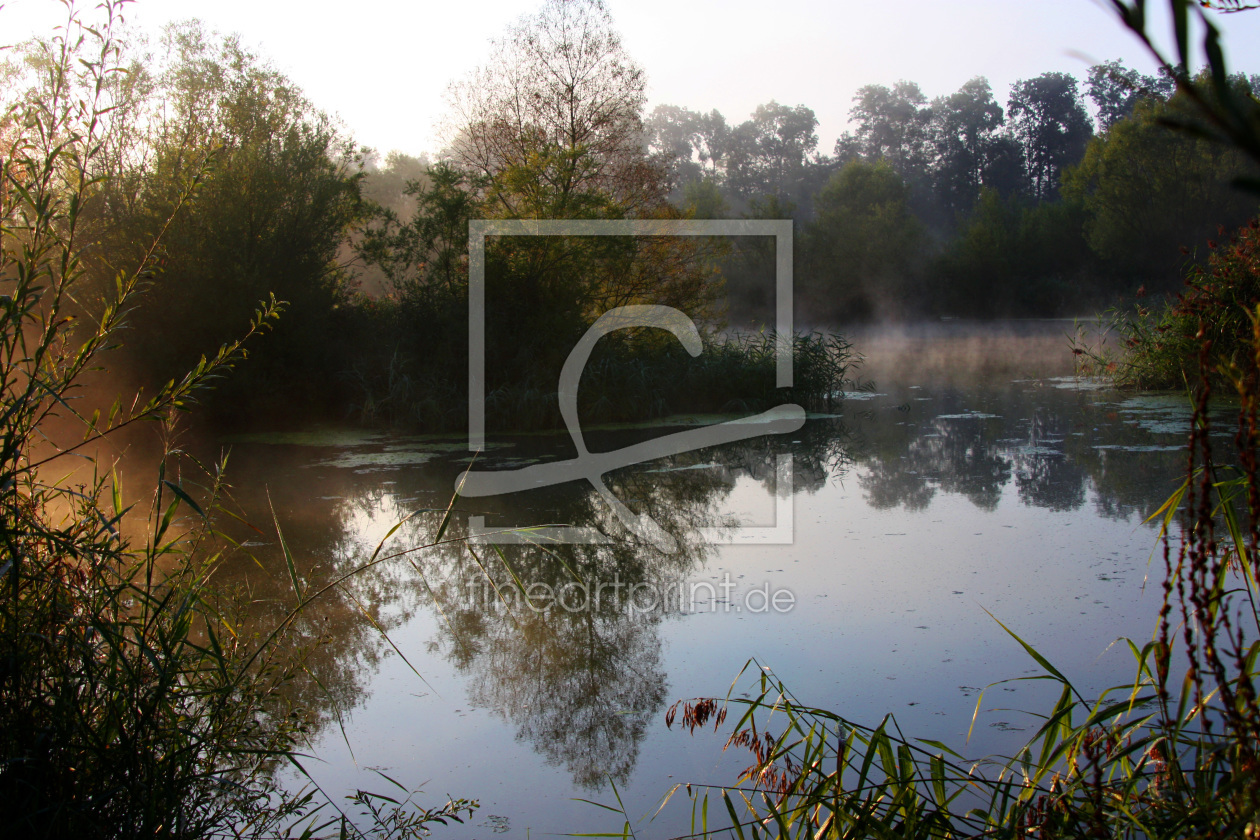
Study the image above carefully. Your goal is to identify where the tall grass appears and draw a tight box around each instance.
[0,4,473,836]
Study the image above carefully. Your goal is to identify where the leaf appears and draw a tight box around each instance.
[268,489,302,602]
[163,479,205,520]
[981,606,1075,691]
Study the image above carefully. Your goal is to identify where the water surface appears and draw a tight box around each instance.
[212,324,1216,836]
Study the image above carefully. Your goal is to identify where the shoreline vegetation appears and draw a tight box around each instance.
[3,0,1260,838]
[0,6,475,837]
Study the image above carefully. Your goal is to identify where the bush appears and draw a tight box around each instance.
[1074,218,1260,389]
[0,6,473,836]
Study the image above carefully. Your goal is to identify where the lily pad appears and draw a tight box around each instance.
[306,450,439,470]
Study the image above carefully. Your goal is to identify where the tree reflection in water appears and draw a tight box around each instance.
[412,429,852,788]
[206,381,1200,791]
[215,431,835,789]
[853,384,1192,517]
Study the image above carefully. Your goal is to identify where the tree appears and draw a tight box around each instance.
[385,1,723,430]
[934,189,1095,316]
[928,77,1023,215]
[1062,73,1259,288]
[94,21,366,416]
[440,0,718,316]
[1007,72,1093,200]
[444,0,661,219]
[841,81,934,181]
[361,150,432,219]
[1108,0,1260,181]
[801,160,926,320]
[724,101,819,203]
[360,161,484,299]
[1085,59,1174,131]
[690,109,732,179]
[681,177,728,219]
[644,104,707,190]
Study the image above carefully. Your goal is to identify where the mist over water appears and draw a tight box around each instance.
[841,319,1085,385]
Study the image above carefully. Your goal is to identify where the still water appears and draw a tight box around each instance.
[210,324,1218,837]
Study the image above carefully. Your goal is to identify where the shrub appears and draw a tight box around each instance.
[1073,218,1260,389]
[0,5,472,836]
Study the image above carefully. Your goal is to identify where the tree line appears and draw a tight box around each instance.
[5,1,1256,431]
[639,63,1259,320]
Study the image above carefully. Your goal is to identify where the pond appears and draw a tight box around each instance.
[207,322,1220,837]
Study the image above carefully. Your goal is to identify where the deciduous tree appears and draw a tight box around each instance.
[445,0,661,219]
[1063,74,1259,287]
[1007,72,1093,200]
[95,21,366,415]
[928,77,1023,215]
[802,160,925,320]
[841,81,934,181]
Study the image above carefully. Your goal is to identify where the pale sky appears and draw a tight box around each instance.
[5,0,1260,157]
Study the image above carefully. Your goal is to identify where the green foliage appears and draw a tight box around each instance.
[355,1,872,432]
[660,609,1255,837]
[929,77,1024,216]
[1086,59,1175,131]
[935,189,1096,317]
[842,81,934,183]
[0,5,474,836]
[645,58,1257,321]
[1006,72,1094,201]
[343,283,866,431]
[723,102,821,204]
[682,177,730,221]
[1072,1,1260,387]
[84,21,367,420]
[801,160,926,321]
[1108,0,1260,185]
[359,161,481,300]
[573,330,867,427]
[1063,74,1259,289]
[1074,218,1260,388]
